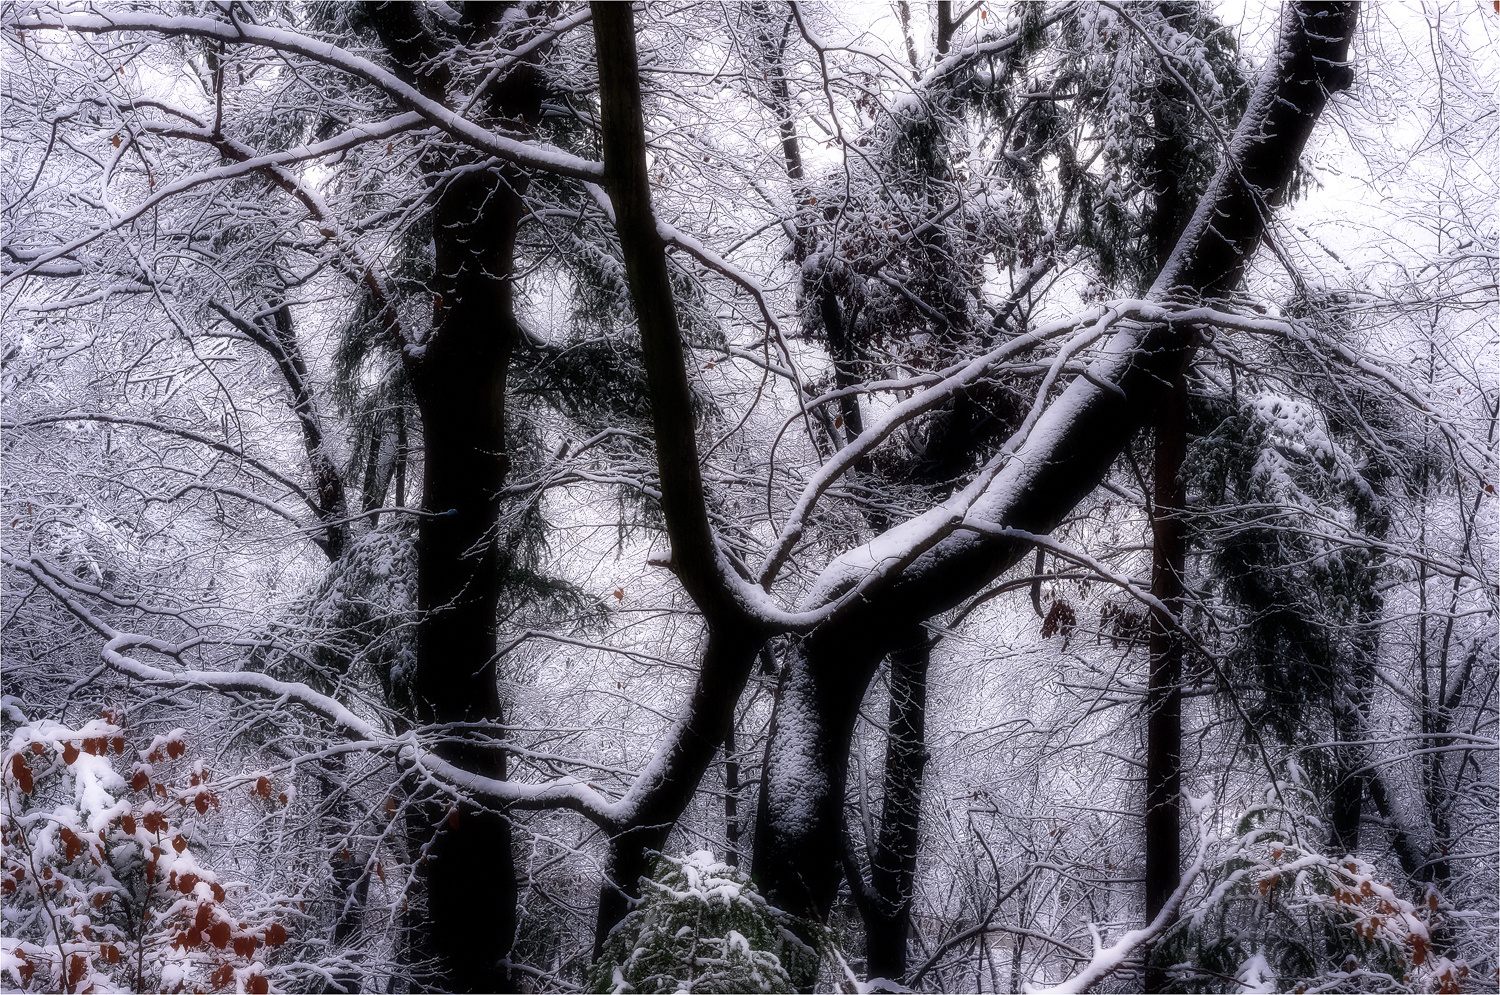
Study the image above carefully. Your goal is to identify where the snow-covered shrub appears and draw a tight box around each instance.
[1160,774,1472,993]
[1,712,291,993]
[588,851,816,994]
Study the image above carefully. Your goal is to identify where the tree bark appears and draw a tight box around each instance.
[756,637,877,928]
[1144,371,1186,994]
[865,631,931,984]
[591,629,763,954]
[402,163,525,992]
[753,0,1358,928]
[725,725,742,868]
[1143,31,1201,975]
[362,4,551,987]
[819,286,867,440]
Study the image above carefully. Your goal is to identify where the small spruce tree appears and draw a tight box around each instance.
[588,851,816,994]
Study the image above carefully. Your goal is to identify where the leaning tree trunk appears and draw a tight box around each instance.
[753,2,1359,946]
[590,3,773,953]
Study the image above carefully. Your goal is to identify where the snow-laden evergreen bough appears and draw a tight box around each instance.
[587,851,816,994]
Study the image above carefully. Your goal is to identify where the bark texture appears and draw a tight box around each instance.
[364,3,548,988]
[1144,372,1186,994]
[866,632,931,983]
[403,163,525,992]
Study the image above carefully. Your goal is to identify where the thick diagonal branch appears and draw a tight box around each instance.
[754,1,1359,928]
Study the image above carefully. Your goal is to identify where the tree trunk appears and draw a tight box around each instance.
[589,3,776,957]
[755,635,881,934]
[819,286,867,440]
[753,0,1357,928]
[1144,371,1186,993]
[865,631,931,984]
[208,300,351,559]
[591,628,763,954]
[358,5,553,986]
[402,163,525,991]
[725,725,742,868]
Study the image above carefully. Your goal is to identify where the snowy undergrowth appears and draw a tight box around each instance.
[587,850,817,994]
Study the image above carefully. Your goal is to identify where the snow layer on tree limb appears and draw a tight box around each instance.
[791,1,1355,621]
[758,308,1109,588]
[0,110,426,287]
[4,11,604,181]
[1025,806,1215,994]
[4,553,629,829]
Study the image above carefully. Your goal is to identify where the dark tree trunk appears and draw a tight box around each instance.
[865,631,931,984]
[1329,682,1368,857]
[935,1,956,56]
[1329,444,1397,857]
[208,301,350,559]
[1142,83,1191,976]
[589,3,778,958]
[1143,371,1186,994]
[1330,593,1386,857]
[402,164,526,992]
[725,725,742,868]
[359,5,553,987]
[819,287,867,440]
[753,0,1357,929]
[749,2,864,442]
[591,629,763,954]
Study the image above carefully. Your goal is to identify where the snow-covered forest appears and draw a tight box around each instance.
[1,2,1494,992]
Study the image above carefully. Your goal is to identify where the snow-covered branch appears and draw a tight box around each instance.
[1026,809,1214,994]
[4,9,604,181]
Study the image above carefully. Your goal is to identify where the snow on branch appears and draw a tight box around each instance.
[0,111,426,287]
[1025,803,1216,994]
[1,554,626,830]
[4,10,604,182]
[757,307,1109,588]
[4,413,315,509]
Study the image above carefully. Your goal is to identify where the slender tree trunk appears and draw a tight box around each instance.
[590,4,775,957]
[208,301,351,559]
[865,631,931,984]
[1143,60,1192,939]
[749,2,865,442]
[592,628,763,953]
[819,287,866,439]
[1143,371,1185,993]
[725,725,742,867]
[1330,550,1387,857]
[393,408,407,509]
